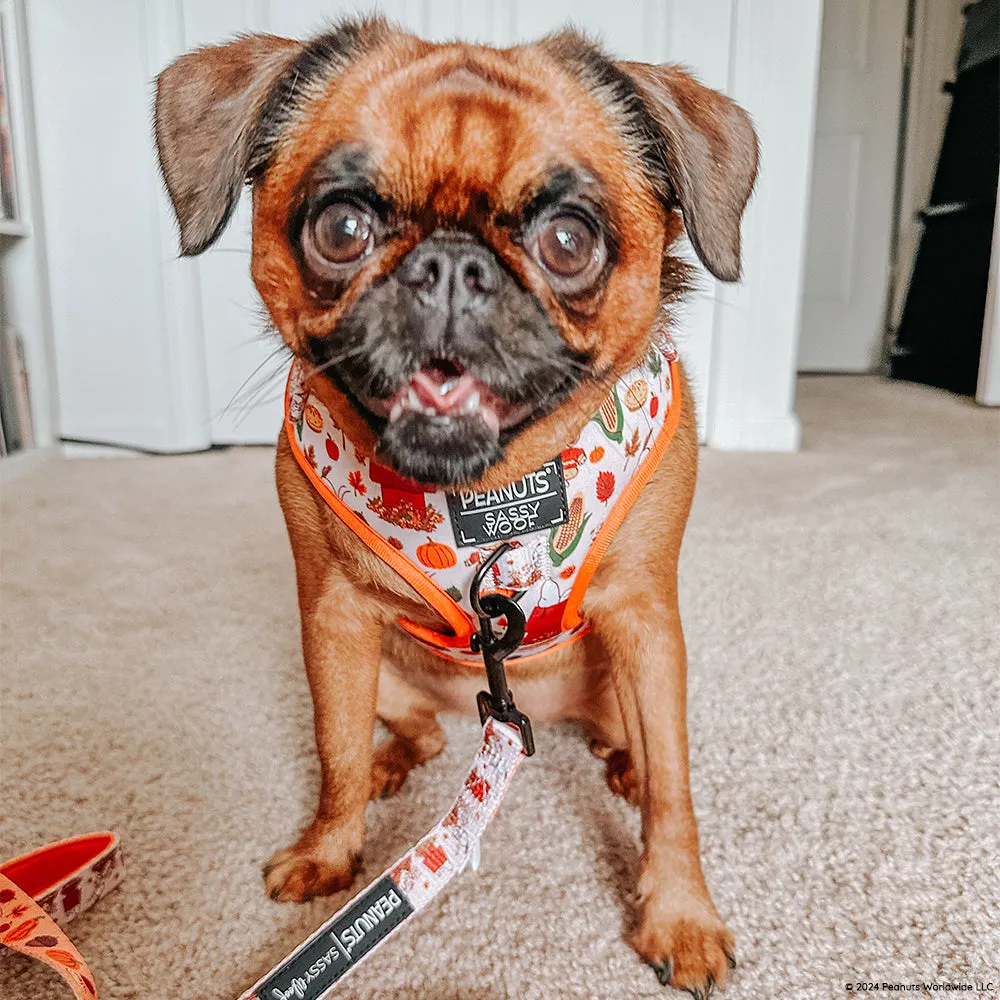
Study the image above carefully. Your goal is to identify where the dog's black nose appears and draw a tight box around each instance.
[397,234,500,310]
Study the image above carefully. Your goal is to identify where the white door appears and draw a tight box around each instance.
[799,0,907,372]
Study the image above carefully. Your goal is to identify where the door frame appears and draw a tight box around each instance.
[884,0,966,358]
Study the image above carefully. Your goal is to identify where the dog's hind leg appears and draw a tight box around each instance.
[372,665,447,799]
[581,680,642,806]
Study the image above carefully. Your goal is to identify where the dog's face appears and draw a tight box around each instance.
[156,19,757,487]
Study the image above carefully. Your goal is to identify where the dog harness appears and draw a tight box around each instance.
[286,333,682,664]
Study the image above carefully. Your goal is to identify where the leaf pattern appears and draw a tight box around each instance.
[4,918,39,942]
[624,427,641,457]
[26,935,59,948]
[596,470,615,503]
[46,948,80,968]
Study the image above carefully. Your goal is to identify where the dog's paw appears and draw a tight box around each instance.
[263,828,362,903]
[605,749,641,805]
[588,737,617,760]
[370,737,419,799]
[632,901,735,996]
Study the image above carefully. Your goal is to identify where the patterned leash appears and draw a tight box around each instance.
[239,543,534,1000]
[0,832,126,998]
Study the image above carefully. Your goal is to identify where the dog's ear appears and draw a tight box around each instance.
[154,34,302,255]
[619,63,758,282]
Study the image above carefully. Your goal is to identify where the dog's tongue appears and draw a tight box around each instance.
[410,367,479,415]
[387,361,505,435]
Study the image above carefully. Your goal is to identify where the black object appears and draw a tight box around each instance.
[891,0,999,396]
[469,543,535,756]
[257,875,414,1000]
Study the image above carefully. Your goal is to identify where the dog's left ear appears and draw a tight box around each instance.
[155,34,303,256]
[619,63,759,282]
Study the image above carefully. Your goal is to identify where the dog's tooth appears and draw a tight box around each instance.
[462,390,481,413]
[440,378,459,396]
[389,401,403,422]
[407,387,421,410]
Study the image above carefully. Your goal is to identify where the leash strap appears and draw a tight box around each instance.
[0,833,125,999]
[239,717,526,1000]
[0,874,99,999]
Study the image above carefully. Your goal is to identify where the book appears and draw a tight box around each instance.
[0,18,18,221]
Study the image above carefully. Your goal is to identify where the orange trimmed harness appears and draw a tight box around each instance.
[286,334,682,663]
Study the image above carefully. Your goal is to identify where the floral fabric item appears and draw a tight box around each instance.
[35,837,126,927]
[0,832,125,999]
[0,873,99,999]
[387,718,525,910]
[240,718,525,1000]
[287,335,679,662]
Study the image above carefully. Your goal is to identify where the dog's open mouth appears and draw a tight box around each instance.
[363,359,536,439]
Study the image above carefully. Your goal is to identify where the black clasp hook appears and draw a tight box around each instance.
[469,542,535,756]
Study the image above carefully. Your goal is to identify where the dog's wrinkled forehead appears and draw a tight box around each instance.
[252,29,645,231]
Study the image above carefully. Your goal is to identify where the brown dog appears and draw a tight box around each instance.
[155,18,756,994]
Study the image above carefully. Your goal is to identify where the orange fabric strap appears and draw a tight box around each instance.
[0,832,125,999]
[0,873,98,998]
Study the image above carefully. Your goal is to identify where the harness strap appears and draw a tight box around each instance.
[238,718,526,1000]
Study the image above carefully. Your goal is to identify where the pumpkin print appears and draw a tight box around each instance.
[304,404,324,433]
[624,378,649,411]
[589,446,605,463]
[417,537,456,570]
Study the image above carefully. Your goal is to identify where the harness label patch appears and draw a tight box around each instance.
[257,876,413,1000]
[446,457,568,547]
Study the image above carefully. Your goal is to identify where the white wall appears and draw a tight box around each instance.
[13,0,821,453]
[976,185,1000,406]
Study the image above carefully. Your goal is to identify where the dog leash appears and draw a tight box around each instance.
[238,542,534,1000]
[0,832,126,998]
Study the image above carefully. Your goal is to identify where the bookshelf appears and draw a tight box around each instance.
[0,0,42,456]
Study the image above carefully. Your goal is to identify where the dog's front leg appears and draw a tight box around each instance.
[264,552,383,903]
[593,592,735,995]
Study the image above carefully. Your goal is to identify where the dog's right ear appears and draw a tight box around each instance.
[154,34,302,256]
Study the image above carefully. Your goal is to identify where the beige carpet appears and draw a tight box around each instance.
[2,376,998,1000]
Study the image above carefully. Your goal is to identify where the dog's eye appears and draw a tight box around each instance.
[308,202,373,265]
[537,215,599,278]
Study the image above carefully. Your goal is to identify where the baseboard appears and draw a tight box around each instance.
[707,413,802,452]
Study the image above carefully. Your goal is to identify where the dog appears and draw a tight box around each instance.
[155,17,757,994]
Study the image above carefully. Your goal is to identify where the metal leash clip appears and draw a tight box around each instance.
[468,542,535,757]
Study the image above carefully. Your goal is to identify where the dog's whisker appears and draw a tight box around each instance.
[221,345,295,423]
